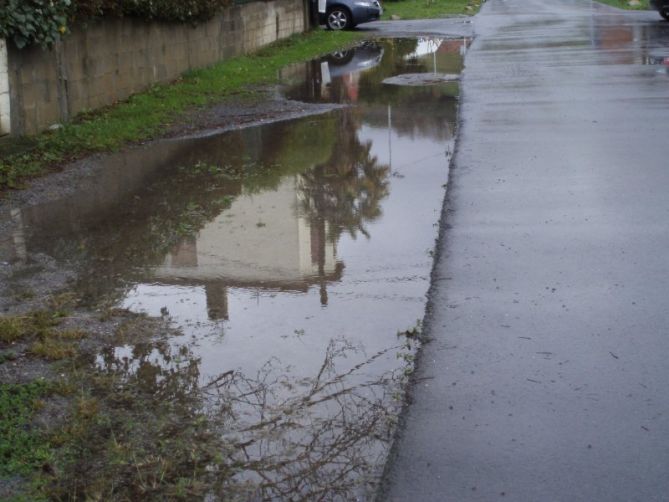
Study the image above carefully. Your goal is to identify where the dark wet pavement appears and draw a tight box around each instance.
[382,1,669,501]
[0,38,468,498]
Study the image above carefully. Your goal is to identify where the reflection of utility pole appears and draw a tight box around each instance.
[11,208,27,263]
[387,104,392,169]
[317,217,328,306]
[205,283,229,321]
[310,212,329,306]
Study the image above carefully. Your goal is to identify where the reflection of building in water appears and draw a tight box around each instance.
[405,38,471,70]
[589,12,668,65]
[154,176,343,319]
[405,37,471,72]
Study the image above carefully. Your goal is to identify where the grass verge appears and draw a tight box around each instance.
[0,29,361,191]
[382,0,483,20]
[595,0,649,9]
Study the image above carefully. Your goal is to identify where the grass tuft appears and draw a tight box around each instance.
[1,311,84,360]
[29,339,78,360]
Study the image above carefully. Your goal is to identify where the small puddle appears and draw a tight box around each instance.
[1,37,467,499]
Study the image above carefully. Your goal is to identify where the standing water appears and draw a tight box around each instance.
[0,38,467,499]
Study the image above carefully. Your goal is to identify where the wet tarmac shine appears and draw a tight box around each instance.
[383,1,669,501]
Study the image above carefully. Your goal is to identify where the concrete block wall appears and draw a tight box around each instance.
[6,0,306,136]
[0,39,10,135]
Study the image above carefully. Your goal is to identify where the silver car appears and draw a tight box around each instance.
[318,0,383,30]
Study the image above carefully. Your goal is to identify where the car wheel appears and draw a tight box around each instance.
[326,49,355,65]
[326,7,352,30]
[661,7,669,20]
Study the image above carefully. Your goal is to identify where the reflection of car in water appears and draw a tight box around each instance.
[647,50,669,66]
[318,42,383,102]
[316,0,383,30]
[650,0,669,21]
[324,42,384,79]
[282,41,384,103]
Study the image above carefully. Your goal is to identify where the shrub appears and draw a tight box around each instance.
[0,0,236,50]
[0,0,71,49]
[71,0,235,24]
[118,0,234,23]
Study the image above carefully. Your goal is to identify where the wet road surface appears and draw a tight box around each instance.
[382,1,669,501]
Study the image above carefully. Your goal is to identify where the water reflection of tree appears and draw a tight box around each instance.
[298,110,390,243]
[27,112,388,309]
[291,110,389,305]
[54,332,415,500]
[210,337,409,500]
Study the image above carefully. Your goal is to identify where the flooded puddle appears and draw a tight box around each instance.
[1,38,467,499]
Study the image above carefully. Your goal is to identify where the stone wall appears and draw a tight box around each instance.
[5,0,307,136]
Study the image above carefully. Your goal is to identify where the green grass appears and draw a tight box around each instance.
[0,29,362,191]
[595,0,649,9]
[0,381,54,479]
[382,0,482,20]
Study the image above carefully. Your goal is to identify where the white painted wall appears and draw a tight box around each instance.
[0,39,10,135]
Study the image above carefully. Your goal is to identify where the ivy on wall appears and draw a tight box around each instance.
[73,0,234,23]
[0,0,235,50]
[0,0,71,49]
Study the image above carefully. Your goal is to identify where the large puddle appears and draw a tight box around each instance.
[1,37,468,499]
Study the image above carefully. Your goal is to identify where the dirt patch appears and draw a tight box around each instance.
[165,94,348,139]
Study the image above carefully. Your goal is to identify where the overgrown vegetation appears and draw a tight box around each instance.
[47,341,232,500]
[0,0,235,50]
[0,0,71,49]
[72,0,233,24]
[1,308,410,499]
[0,29,361,191]
[382,0,483,20]
[0,311,231,500]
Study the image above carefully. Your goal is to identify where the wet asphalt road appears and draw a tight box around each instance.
[376,1,669,500]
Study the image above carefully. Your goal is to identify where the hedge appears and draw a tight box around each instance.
[0,0,235,50]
